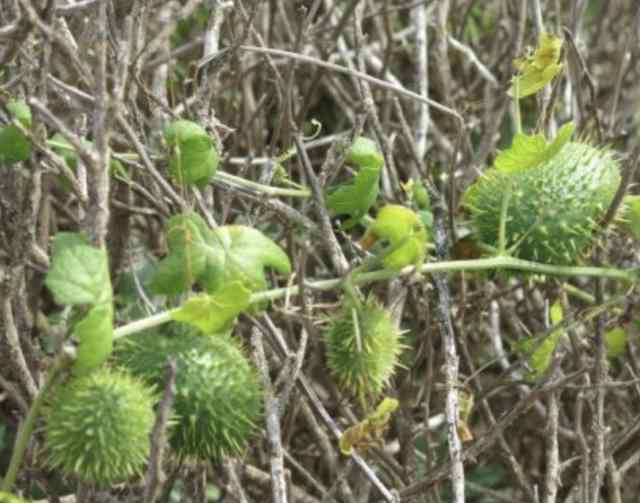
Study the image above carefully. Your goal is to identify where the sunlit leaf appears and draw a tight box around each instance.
[363,205,428,269]
[171,282,251,333]
[509,32,563,98]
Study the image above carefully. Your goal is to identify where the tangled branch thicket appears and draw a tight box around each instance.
[1,1,640,502]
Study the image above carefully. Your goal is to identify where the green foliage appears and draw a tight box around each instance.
[364,204,428,269]
[509,32,563,98]
[463,138,620,265]
[72,304,114,376]
[114,327,262,461]
[326,136,383,225]
[515,303,564,378]
[150,212,223,295]
[324,297,403,401]
[44,368,155,485]
[150,212,291,296]
[0,99,31,163]
[45,233,112,306]
[45,233,114,375]
[0,492,29,503]
[165,120,218,187]
[171,281,251,333]
[214,225,292,291]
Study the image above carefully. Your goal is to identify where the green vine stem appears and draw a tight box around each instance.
[1,352,72,492]
[45,139,310,199]
[113,256,637,340]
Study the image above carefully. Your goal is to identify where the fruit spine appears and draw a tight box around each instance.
[114,327,262,461]
[464,142,620,265]
[324,297,403,401]
[44,368,156,485]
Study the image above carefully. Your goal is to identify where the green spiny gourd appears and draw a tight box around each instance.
[114,326,262,461]
[44,368,156,486]
[324,297,403,401]
[464,141,620,265]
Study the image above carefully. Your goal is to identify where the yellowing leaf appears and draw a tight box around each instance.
[509,32,563,98]
[339,398,399,455]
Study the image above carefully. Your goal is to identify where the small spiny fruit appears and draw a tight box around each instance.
[324,297,403,401]
[464,142,620,265]
[114,326,262,462]
[44,368,156,486]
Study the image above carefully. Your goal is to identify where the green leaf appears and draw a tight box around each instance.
[171,282,251,333]
[0,126,31,163]
[516,302,564,378]
[149,213,289,296]
[463,122,575,206]
[149,212,224,296]
[326,167,381,222]
[45,233,112,305]
[364,205,428,269]
[0,101,32,163]
[212,225,292,292]
[72,303,114,376]
[165,120,218,187]
[7,100,31,128]
[605,327,627,359]
[326,136,383,224]
[149,248,207,296]
[347,136,384,170]
[509,32,563,98]
[494,133,547,174]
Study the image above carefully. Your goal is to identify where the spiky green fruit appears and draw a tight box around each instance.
[114,327,262,461]
[464,142,620,265]
[44,368,155,486]
[324,298,403,400]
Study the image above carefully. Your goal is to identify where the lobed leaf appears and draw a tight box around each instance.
[45,233,112,306]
